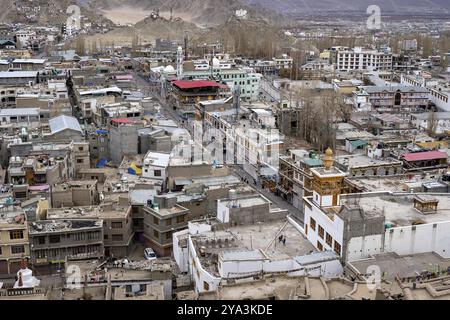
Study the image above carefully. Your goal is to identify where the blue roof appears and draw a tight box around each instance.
[96,158,108,168]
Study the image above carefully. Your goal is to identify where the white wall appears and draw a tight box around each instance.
[216,200,230,223]
[188,222,212,235]
[219,259,266,278]
[384,221,450,258]
[347,234,384,261]
[172,229,189,273]
[304,199,344,256]
[188,236,222,293]
[312,191,333,207]
[142,165,166,181]
[289,259,344,278]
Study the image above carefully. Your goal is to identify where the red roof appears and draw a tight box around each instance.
[172,80,223,89]
[111,118,134,124]
[402,151,448,162]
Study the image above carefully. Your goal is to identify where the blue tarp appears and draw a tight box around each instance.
[96,158,108,168]
[96,129,108,135]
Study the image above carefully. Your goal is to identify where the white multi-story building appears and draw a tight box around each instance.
[336,47,392,72]
[401,73,450,112]
[142,151,170,181]
[302,149,450,263]
[273,54,293,70]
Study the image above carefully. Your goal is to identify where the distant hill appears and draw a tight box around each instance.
[243,0,450,15]
[86,0,288,26]
[84,14,201,45]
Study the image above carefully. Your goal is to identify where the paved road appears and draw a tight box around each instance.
[231,164,304,224]
[133,72,304,224]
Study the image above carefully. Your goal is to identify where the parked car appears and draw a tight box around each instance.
[144,248,157,261]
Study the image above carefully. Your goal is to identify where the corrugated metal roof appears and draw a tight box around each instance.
[0,108,39,116]
[49,115,82,134]
[0,71,38,78]
[349,139,368,148]
[402,151,448,162]
[303,158,323,167]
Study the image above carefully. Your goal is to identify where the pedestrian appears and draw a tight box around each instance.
[278,235,283,243]
[283,237,286,246]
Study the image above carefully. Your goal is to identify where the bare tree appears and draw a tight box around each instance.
[427,111,438,136]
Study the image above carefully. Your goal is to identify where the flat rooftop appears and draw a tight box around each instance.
[311,166,347,178]
[220,194,270,209]
[336,154,401,168]
[195,219,316,262]
[347,176,415,192]
[52,180,96,191]
[47,204,129,219]
[148,204,188,217]
[341,193,450,227]
[29,219,102,234]
[348,252,450,281]
[204,275,354,300]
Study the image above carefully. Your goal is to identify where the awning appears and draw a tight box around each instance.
[350,139,368,148]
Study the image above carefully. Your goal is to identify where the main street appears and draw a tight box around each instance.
[133,71,304,225]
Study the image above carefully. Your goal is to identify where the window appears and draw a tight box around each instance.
[334,241,341,255]
[153,230,159,238]
[203,281,210,291]
[76,159,83,164]
[104,234,108,240]
[310,217,316,231]
[73,233,85,241]
[87,232,99,240]
[112,234,123,242]
[153,217,159,225]
[165,232,172,240]
[111,221,123,229]
[34,236,45,245]
[318,225,324,239]
[11,245,25,254]
[165,219,172,226]
[10,230,24,240]
[49,235,60,243]
[0,247,2,255]
[154,170,161,177]
[326,233,333,247]
[176,215,185,223]
[317,241,323,251]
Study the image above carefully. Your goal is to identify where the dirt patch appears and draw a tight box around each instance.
[102,7,153,25]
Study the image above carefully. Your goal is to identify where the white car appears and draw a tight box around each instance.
[144,248,157,261]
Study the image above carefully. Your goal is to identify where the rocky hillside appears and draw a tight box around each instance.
[86,0,288,26]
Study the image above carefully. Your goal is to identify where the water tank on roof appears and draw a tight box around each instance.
[164,65,175,73]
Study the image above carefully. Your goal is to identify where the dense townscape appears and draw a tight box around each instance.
[0,0,450,302]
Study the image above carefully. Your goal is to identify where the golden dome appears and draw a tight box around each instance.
[323,148,334,170]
